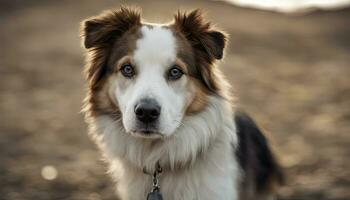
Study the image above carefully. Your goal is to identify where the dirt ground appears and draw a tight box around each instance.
[0,0,349,199]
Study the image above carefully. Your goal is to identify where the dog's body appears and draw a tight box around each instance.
[82,7,283,200]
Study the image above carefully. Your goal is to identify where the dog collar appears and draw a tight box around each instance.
[146,163,163,200]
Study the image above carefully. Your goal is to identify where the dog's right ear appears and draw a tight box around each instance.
[81,6,141,49]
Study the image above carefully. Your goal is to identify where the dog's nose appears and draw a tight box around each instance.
[134,98,161,123]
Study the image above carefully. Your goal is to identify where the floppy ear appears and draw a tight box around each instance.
[174,9,227,61]
[81,6,141,49]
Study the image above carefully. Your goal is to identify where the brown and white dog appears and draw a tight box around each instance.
[81,7,283,200]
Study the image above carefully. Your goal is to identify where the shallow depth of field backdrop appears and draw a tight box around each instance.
[1,0,349,199]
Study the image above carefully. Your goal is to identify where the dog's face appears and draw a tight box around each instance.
[113,26,192,139]
[82,8,226,139]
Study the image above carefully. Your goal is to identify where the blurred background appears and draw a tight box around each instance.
[0,0,349,199]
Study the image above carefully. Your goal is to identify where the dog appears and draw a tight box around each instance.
[81,7,283,200]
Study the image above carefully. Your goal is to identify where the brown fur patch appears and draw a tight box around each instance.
[81,6,141,90]
[171,10,231,114]
[83,76,121,118]
[172,9,227,96]
[169,32,209,114]
[185,78,209,114]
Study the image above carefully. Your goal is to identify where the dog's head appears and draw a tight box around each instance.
[82,7,227,139]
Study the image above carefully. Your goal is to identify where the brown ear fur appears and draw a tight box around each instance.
[174,9,227,61]
[81,6,141,89]
[82,6,141,48]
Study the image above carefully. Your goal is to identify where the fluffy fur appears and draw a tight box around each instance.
[81,7,283,200]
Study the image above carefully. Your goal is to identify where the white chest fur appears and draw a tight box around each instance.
[114,135,239,200]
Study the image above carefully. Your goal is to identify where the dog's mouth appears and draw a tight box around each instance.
[130,128,164,139]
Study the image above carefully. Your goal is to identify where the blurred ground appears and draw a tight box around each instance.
[0,0,349,199]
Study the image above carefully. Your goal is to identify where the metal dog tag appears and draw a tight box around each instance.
[147,190,163,200]
[146,163,163,200]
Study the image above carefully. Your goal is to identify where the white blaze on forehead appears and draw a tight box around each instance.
[134,25,177,66]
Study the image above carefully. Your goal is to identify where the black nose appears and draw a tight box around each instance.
[134,98,161,123]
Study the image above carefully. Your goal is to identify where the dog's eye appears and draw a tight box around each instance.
[120,64,135,78]
[168,66,183,80]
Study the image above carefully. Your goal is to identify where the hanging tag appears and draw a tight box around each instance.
[146,162,163,200]
[147,190,163,200]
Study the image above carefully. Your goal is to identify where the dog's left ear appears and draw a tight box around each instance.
[174,9,227,61]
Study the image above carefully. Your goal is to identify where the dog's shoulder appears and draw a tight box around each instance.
[234,111,284,199]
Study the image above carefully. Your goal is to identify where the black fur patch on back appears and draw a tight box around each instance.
[234,111,284,195]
